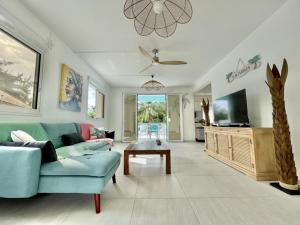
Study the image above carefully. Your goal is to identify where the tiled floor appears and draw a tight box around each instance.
[1,142,300,225]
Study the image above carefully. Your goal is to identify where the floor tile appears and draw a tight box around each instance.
[61,198,134,225]
[102,175,138,199]
[190,197,300,225]
[135,175,185,198]
[177,175,281,198]
[131,198,200,225]
[173,162,241,176]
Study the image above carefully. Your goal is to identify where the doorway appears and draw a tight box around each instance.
[137,94,167,140]
[122,93,183,142]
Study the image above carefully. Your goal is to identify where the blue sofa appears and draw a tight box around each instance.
[0,122,121,214]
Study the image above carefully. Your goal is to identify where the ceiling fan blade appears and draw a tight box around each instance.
[158,60,187,65]
[139,64,153,73]
[138,46,153,60]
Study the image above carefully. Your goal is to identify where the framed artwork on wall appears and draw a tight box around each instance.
[59,64,83,112]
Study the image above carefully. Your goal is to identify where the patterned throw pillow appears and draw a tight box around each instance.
[90,127,106,139]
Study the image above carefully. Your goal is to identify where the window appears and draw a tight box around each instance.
[87,83,105,119]
[0,28,41,109]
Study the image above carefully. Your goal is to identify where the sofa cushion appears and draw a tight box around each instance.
[80,123,94,141]
[11,130,36,142]
[90,127,106,139]
[74,123,81,134]
[0,123,49,142]
[55,141,109,159]
[40,151,121,177]
[41,123,78,149]
[87,138,113,146]
[61,133,84,146]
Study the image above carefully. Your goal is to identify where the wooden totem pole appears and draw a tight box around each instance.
[201,98,210,126]
[266,58,298,190]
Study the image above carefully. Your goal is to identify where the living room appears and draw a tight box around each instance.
[1,0,300,224]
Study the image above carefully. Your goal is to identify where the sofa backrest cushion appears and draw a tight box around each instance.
[74,123,81,134]
[41,123,78,149]
[0,123,49,142]
[80,123,94,141]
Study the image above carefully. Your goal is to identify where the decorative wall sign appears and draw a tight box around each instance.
[226,55,262,83]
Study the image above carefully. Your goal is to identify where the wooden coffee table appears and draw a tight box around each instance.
[124,141,171,175]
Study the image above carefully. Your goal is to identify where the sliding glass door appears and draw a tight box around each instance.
[167,94,183,141]
[123,94,137,142]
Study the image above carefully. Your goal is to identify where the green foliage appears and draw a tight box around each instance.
[138,101,166,123]
[88,106,96,118]
[0,67,33,106]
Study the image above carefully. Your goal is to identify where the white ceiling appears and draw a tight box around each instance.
[22,0,286,88]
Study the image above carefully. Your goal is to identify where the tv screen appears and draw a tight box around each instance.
[213,89,249,126]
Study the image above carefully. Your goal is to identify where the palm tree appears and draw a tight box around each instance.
[138,102,157,123]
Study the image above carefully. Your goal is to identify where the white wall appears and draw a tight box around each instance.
[109,87,195,142]
[0,0,111,128]
[194,0,300,170]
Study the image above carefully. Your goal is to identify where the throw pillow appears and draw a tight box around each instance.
[0,141,57,163]
[90,127,106,139]
[105,130,115,140]
[61,133,84,146]
[11,130,36,142]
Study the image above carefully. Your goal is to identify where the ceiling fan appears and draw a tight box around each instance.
[138,46,187,73]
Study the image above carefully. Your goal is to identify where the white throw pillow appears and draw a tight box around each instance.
[11,130,36,142]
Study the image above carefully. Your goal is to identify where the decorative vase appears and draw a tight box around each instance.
[201,98,210,126]
[156,139,161,146]
[266,58,298,191]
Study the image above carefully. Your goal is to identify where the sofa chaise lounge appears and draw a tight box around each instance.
[0,122,121,213]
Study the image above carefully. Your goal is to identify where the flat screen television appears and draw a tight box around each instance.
[213,89,249,126]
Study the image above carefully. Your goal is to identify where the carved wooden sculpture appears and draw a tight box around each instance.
[266,58,298,190]
[201,98,210,126]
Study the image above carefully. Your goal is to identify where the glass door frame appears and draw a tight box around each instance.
[122,92,184,143]
[122,93,138,143]
[166,93,184,142]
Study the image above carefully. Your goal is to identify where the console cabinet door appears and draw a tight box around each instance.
[231,135,254,171]
[205,132,216,153]
[216,134,230,159]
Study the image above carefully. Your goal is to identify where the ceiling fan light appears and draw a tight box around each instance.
[141,77,165,91]
[153,1,164,14]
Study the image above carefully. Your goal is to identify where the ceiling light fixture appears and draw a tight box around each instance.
[124,0,193,38]
[152,0,164,14]
[141,75,165,91]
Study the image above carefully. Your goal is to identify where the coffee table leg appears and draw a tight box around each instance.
[166,152,171,174]
[124,152,129,175]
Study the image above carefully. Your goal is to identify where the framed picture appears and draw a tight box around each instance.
[59,64,83,112]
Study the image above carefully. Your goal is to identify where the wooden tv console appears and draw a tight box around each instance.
[204,126,278,181]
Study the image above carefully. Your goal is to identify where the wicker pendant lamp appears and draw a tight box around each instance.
[141,75,165,91]
[124,0,193,38]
